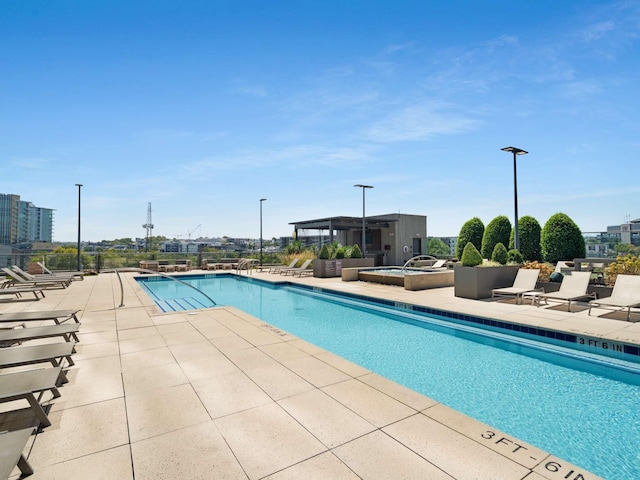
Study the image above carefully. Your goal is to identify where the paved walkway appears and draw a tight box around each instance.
[4,269,637,479]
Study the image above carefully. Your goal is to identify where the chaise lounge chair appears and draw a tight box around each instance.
[0,323,81,347]
[491,268,542,305]
[0,428,35,478]
[0,342,77,383]
[35,262,84,280]
[0,366,64,428]
[0,286,46,301]
[534,271,596,311]
[280,259,312,276]
[0,309,80,325]
[588,274,640,321]
[2,267,69,289]
[262,259,299,273]
[12,265,74,286]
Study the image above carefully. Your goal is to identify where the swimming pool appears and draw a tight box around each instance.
[137,274,640,479]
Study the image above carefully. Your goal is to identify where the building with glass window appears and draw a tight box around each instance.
[0,193,54,245]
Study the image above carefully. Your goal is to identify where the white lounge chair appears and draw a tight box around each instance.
[491,268,542,304]
[264,258,299,273]
[535,271,596,311]
[280,259,312,276]
[588,274,640,321]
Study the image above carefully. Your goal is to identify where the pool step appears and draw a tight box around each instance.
[156,297,214,312]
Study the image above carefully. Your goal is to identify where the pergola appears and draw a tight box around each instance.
[289,215,396,244]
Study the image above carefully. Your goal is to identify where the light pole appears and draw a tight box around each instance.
[259,198,267,266]
[354,184,373,256]
[500,147,528,251]
[75,183,83,271]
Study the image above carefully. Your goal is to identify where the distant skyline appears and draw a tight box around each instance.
[2,1,639,242]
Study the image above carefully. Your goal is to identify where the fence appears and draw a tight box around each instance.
[0,251,282,273]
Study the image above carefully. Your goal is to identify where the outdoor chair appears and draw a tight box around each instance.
[0,286,46,301]
[2,267,69,289]
[280,259,313,276]
[264,258,299,273]
[0,366,64,428]
[0,342,77,383]
[0,309,80,325]
[588,274,640,321]
[0,428,35,478]
[0,323,80,348]
[35,262,84,280]
[11,265,74,286]
[534,271,596,311]
[491,268,542,305]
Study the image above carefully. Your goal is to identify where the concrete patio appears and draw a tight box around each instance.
[4,268,638,479]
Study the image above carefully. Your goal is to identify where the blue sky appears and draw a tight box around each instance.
[2,1,639,242]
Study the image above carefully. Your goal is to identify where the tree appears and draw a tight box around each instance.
[427,238,450,257]
[456,217,484,260]
[509,215,542,262]
[481,215,511,260]
[541,213,586,264]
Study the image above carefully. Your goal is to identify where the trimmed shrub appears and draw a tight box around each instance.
[461,242,483,267]
[491,243,508,265]
[541,213,586,264]
[318,244,330,259]
[456,217,484,260]
[349,244,363,258]
[335,247,346,259]
[507,249,524,264]
[481,215,512,260]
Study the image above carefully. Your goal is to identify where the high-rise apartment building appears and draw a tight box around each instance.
[0,193,54,245]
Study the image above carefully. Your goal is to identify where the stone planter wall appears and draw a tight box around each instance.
[314,258,374,278]
[454,265,520,299]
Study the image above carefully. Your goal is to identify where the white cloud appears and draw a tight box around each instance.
[364,102,477,142]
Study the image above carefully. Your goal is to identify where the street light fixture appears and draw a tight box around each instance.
[500,147,528,251]
[75,183,83,272]
[354,184,373,256]
[259,198,267,266]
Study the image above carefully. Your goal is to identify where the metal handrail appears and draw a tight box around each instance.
[107,268,217,308]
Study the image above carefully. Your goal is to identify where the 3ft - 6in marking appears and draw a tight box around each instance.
[480,431,587,479]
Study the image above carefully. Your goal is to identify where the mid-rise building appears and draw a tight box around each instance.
[0,193,54,245]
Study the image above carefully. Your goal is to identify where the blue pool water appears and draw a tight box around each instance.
[137,274,640,479]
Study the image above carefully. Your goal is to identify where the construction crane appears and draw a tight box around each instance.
[142,202,154,252]
[187,224,201,241]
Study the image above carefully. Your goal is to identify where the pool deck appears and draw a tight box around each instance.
[4,269,637,479]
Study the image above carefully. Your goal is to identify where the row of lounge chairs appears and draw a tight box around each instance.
[256,258,313,276]
[491,268,640,320]
[0,309,81,477]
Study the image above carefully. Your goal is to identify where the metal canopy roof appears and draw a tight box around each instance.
[289,215,398,231]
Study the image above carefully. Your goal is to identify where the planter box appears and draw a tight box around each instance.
[454,265,520,300]
[313,258,374,278]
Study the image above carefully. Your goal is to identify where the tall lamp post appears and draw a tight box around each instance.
[500,147,528,251]
[75,183,83,272]
[354,184,373,256]
[259,198,267,266]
